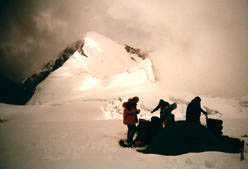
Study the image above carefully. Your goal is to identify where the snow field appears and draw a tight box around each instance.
[0,32,248,169]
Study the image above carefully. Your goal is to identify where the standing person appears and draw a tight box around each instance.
[123,96,140,146]
[186,96,207,123]
[151,99,177,127]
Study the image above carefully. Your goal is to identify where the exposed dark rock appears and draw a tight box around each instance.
[240,100,248,107]
[0,74,27,105]
[124,44,148,60]
[0,118,7,123]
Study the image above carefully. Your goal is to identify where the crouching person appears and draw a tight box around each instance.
[123,97,140,146]
[151,99,177,128]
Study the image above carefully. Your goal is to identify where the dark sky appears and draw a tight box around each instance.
[0,0,89,82]
[0,0,147,82]
[0,0,248,96]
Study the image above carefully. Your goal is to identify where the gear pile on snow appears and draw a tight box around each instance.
[137,120,243,156]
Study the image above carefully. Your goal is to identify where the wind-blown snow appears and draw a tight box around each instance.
[0,32,247,169]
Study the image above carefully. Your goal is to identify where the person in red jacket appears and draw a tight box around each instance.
[123,96,140,145]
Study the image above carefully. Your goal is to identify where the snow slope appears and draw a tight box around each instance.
[28,32,155,105]
[0,32,248,169]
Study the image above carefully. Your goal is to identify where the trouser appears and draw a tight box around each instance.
[161,114,175,127]
[127,124,136,144]
[186,112,200,123]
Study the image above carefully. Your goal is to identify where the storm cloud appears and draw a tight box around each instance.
[0,0,248,97]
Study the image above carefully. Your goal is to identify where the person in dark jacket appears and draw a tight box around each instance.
[186,96,207,123]
[123,96,140,145]
[151,99,177,127]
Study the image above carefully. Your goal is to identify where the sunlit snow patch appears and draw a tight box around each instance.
[127,59,155,82]
[84,37,102,53]
[73,51,87,68]
[104,59,155,89]
[77,75,101,91]
[106,70,148,89]
[81,31,142,78]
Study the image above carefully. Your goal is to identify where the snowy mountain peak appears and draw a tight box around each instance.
[28,32,156,105]
[78,31,143,78]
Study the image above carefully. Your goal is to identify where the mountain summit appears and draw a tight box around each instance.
[28,32,156,105]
